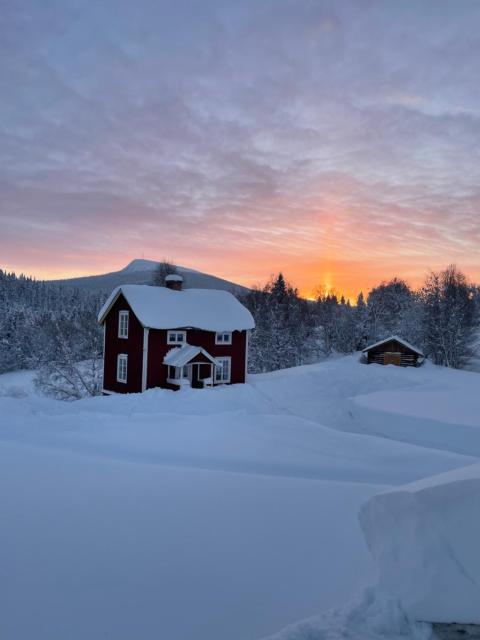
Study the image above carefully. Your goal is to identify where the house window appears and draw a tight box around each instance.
[167,330,186,345]
[215,356,231,384]
[117,354,128,383]
[118,311,129,338]
[215,331,232,345]
[167,365,189,383]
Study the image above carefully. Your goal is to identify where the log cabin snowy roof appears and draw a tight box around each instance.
[362,335,424,357]
[98,284,255,332]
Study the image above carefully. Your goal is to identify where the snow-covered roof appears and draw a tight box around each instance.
[163,344,220,367]
[165,274,183,282]
[362,335,424,357]
[98,284,255,331]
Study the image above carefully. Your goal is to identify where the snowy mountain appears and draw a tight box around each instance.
[49,258,250,295]
[120,258,161,273]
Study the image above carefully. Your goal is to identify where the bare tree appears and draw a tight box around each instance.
[34,313,103,401]
[151,259,179,286]
[35,356,102,401]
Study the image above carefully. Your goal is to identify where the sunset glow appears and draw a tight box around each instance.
[1,1,480,297]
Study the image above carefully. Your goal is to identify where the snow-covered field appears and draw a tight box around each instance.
[0,356,479,640]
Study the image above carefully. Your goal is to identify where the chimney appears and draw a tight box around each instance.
[165,274,183,291]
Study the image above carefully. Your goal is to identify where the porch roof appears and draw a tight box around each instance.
[163,344,220,368]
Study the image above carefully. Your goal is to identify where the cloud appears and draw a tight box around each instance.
[0,0,479,294]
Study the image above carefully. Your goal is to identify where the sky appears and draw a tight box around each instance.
[1,0,480,299]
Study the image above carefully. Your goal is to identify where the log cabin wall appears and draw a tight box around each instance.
[367,339,419,366]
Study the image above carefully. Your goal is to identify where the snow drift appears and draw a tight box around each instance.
[360,463,480,624]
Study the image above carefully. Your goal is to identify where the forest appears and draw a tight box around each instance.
[0,265,479,399]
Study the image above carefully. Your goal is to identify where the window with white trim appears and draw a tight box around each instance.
[117,354,128,383]
[215,331,232,345]
[167,365,190,382]
[215,356,231,384]
[118,310,129,338]
[167,330,186,345]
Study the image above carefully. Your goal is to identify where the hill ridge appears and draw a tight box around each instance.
[47,259,250,295]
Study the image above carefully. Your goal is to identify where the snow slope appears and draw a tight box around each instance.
[1,443,376,640]
[255,358,480,456]
[0,356,478,640]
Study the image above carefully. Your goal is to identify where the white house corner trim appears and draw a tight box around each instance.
[102,322,106,390]
[141,327,149,391]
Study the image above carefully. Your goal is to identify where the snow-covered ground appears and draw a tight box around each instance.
[0,356,479,640]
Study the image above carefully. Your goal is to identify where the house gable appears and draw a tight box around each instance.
[102,293,144,393]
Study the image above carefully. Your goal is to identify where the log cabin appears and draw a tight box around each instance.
[362,336,424,367]
[98,275,255,394]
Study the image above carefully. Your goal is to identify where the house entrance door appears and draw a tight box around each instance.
[191,364,203,389]
[191,363,213,388]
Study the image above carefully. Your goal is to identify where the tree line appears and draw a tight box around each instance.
[0,270,104,399]
[0,263,478,400]
[239,265,480,372]
[154,259,480,372]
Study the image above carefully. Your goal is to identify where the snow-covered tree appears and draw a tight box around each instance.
[0,269,105,384]
[354,292,369,349]
[240,273,318,372]
[315,291,339,355]
[420,266,478,368]
[367,278,416,341]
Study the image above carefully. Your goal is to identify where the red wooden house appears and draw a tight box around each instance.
[98,275,255,394]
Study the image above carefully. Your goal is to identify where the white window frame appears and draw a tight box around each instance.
[118,310,129,339]
[117,353,128,383]
[167,364,190,385]
[167,330,186,345]
[167,365,180,382]
[215,356,231,384]
[215,331,232,345]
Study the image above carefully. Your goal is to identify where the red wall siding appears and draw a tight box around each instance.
[102,294,144,393]
[146,329,172,389]
[146,328,247,389]
[186,329,247,384]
